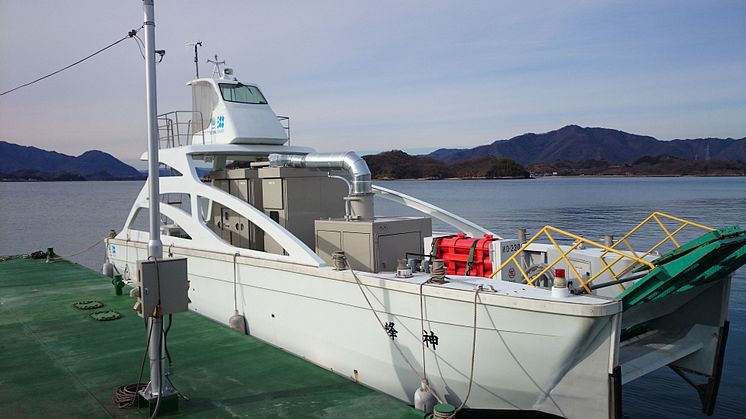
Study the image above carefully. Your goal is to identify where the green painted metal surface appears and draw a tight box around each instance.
[0,258,425,418]
[619,227,746,310]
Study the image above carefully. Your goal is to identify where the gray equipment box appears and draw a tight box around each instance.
[211,168,264,250]
[315,217,432,272]
[259,166,348,255]
[137,258,189,318]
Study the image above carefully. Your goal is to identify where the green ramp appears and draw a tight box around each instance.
[619,226,746,311]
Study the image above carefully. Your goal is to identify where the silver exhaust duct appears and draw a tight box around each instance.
[268,152,372,195]
[268,152,374,220]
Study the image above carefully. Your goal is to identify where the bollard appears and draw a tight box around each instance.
[112,275,125,296]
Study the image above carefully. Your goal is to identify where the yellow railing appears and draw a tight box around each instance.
[488,225,656,294]
[488,212,714,294]
[598,212,713,290]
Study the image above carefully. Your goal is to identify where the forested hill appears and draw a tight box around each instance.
[363,151,529,179]
[428,125,746,165]
[0,141,143,181]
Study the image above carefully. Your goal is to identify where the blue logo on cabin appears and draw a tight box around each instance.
[216,115,225,129]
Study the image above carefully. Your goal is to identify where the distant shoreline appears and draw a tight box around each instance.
[1,178,145,183]
[371,173,745,181]
[4,173,744,182]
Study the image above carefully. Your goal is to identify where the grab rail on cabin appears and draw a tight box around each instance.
[158,110,205,149]
[488,225,655,294]
[599,212,714,290]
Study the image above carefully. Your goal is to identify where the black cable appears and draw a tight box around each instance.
[113,317,152,408]
[150,257,163,419]
[0,26,142,97]
[164,313,173,364]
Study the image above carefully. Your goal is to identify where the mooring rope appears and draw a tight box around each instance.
[233,252,239,312]
[342,253,446,405]
[449,285,482,417]
[59,238,105,259]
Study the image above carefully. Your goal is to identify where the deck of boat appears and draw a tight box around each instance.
[0,257,424,418]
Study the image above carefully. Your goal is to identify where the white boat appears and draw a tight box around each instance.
[106,63,743,418]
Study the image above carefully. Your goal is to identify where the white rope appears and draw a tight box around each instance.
[232,252,239,311]
[419,281,428,378]
[449,285,483,417]
[348,259,424,380]
[344,255,446,406]
[56,238,105,259]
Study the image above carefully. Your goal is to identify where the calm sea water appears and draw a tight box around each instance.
[1,177,744,418]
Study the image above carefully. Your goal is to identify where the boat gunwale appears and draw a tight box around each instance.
[108,237,622,318]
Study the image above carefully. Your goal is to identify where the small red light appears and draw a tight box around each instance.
[555,268,566,278]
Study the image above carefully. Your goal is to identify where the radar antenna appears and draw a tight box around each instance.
[207,54,226,78]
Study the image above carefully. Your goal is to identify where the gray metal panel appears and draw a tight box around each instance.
[258,166,339,179]
[137,258,189,317]
[314,217,432,272]
[264,209,287,255]
[226,168,260,179]
[377,231,421,272]
[228,179,252,248]
[342,231,372,271]
[263,179,284,209]
[213,178,229,191]
[260,167,348,255]
[222,208,240,246]
[210,204,231,242]
[316,230,342,263]
[229,178,249,201]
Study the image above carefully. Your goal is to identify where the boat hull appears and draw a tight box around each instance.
[108,238,623,418]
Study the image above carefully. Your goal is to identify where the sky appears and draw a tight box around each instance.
[1,1,745,168]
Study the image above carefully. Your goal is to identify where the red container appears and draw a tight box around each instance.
[432,233,497,277]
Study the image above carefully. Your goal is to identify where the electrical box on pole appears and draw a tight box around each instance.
[134,258,189,318]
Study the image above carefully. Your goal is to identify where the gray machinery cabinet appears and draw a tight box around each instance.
[210,168,265,250]
[259,166,348,255]
[315,217,432,273]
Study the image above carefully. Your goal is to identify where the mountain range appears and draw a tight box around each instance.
[3,125,745,181]
[0,141,143,181]
[427,125,746,165]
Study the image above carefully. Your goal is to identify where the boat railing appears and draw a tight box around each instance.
[598,212,714,283]
[489,225,656,294]
[158,111,205,149]
[277,115,290,143]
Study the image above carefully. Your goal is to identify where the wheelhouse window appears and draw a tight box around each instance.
[219,83,268,104]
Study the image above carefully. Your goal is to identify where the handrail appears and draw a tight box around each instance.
[157,110,205,148]
[372,184,496,238]
[488,225,655,294]
[598,212,713,290]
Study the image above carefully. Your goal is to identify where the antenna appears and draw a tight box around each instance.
[185,40,202,78]
[207,54,226,78]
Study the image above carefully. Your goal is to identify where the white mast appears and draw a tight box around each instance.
[141,0,176,413]
[144,1,162,260]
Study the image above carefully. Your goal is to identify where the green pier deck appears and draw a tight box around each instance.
[0,258,424,418]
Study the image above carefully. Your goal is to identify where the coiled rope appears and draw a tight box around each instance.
[113,383,147,408]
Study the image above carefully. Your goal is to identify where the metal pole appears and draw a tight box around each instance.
[518,227,529,269]
[194,43,200,78]
[144,0,162,261]
[141,0,174,410]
